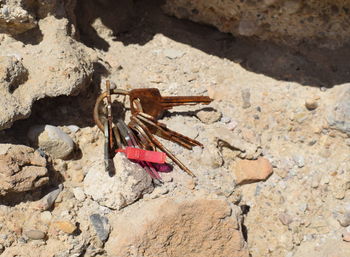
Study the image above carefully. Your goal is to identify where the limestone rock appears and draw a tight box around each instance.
[52,221,77,234]
[105,197,249,257]
[163,0,350,48]
[0,14,96,130]
[327,85,350,135]
[83,154,154,210]
[0,0,37,35]
[28,125,75,159]
[196,109,222,124]
[232,157,273,185]
[0,144,48,196]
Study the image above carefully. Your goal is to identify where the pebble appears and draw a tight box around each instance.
[52,221,77,234]
[28,125,75,159]
[36,185,63,211]
[337,213,350,227]
[293,155,305,168]
[72,187,86,202]
[67,125,80,133]
[343,231,350,242]
[220,116,231,124]
[279,213,293,226]
[241,88,251,109]
[305,98,318,110]
[25,230,46,240]
[196,109,222,124]
[232,157,273,185]
[90,214,110,242]
[40,211,52,223]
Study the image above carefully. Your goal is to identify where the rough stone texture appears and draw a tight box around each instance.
[0,0,37,35]
[327,84,350,135]
[164,0,350,48]
[83,153,154,210]
[28,125,75,159]
[106,197,249,257]
[0,1,96,130]
[0,144,48,196]
[232,157,273,185]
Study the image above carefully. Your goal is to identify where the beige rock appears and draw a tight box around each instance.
[164,0,350,48]
[343,232,350,242]
[52,221,77,234]
[106,197,249,257]
[232,157,273,185]
[24,230,46,240]
[0,144,48,196]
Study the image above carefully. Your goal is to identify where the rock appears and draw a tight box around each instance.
[305,98,318,110]
[338,213,350,227]
[327,85,350,135]
[163,0,350,48]
[24,230,46,240]
[35,185,63,211]
[241,88,251,109]
[28,125,74,159]
[105,197,249,257]
[72,187,86,202]
[0,1,37,35]
[196,109,222,124]
[83,154,154,210]
[293,155,305,168]
[212,127,262,160]
[40,211,52,224]
[232,157,273,185]
[279,212,293,226]
[90,214,110,243]
[343,232,350,242]
[52,221,77,234]
[200,144,224,169]
[0,13,95,130]
[0,144,48,196]
[163,48,185,59]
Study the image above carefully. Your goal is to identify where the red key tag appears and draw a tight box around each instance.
[117,147,166,164]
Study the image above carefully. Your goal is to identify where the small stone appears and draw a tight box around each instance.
[67,125,80,133]
[305,98,318,110]
[35,185,63,211]
[25,230,46,240]
[90,214,110,242]
[40,211,52,223]
[28,125,75,159]
[343,231,350,242]
[84,154,153,210]
[71,169,85,183]
[220,116,231,124]
[52,221,77,234]
[72,187,86,202]
[338,213,350,227]
[232,157,273,185]
[327,86,350,135]
[196,109,222,124]
[279,213,293,226]
[163,49,185,59]
[241,88,251,109]
[293,155,305,168]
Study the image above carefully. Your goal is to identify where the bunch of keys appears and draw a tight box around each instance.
[93,80,213,181]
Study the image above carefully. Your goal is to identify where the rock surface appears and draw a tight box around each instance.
[164,0,350,48]
[106,197,249,257]
[0,144,48,196]
[232,157,273,185]
[83,154,154,210]
[327,84,350,135]
[0,1,95,130]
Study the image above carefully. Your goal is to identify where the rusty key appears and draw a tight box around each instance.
[129,88,213,119]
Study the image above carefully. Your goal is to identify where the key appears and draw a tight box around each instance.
[129,88,213,119]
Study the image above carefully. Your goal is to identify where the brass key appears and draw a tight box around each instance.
[129,88,213,119]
